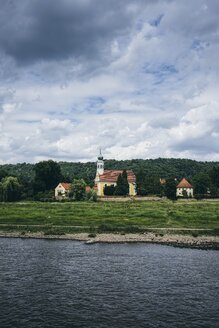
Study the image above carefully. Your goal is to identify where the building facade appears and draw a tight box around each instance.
[94,151,136,196]
[176,178,194,197]
[55,182,71,199]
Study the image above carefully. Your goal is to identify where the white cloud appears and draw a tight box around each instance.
[0,0,219,163]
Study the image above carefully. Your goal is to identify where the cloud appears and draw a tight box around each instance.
[0,0,219,163]
[0,0,147,65]
[169,95,219,155]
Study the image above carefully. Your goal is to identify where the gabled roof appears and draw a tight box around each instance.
[60,182,71,190]
[98,170,136,183]
[176,178,193,188]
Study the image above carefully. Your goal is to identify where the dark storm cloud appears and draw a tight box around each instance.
[0,0,150,64]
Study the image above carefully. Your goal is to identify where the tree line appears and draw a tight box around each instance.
[1,158,218,185]
[0,159,218,201]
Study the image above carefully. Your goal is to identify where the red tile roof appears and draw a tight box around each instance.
[176,178,193,188]
[98,170,136,183]
[60,183,71,190]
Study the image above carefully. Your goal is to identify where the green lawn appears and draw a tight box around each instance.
[0,200,218,235]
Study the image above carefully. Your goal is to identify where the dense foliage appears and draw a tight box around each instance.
[136,168,163,196]
[164,178,177,200]
[1,158,218,186]
[0,159,218,201]
[34,160,63,192]
[0,177,22,202]
[70,179,87,201]
[115,170,129,196]
[104,185,116,196]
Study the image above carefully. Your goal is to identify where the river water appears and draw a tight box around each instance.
[0,238,218,328]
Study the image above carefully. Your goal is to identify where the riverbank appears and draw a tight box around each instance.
[0,231,218,250]
[0,201,218,234]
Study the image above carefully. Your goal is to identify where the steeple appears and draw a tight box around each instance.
[98,148,103,160]
[96,149,104,175]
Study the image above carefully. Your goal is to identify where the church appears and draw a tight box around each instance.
[94,151,136,197]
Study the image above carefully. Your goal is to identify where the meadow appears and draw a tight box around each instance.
[0,200,218,236]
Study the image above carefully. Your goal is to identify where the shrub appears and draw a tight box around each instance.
[44,229,66,235]
[98,223,115,232]
[104,185,116,196]
[70,179,86,201]
[85,190,97,202]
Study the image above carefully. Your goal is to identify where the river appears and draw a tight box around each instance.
[0,238,218,328]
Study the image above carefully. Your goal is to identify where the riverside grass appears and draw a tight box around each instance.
[0,200,218,236]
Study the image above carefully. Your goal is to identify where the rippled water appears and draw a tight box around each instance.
[0,238,218,328]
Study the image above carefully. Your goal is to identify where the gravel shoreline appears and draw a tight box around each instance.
[0,232,218,250]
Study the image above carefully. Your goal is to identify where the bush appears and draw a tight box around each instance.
[98,223,115,232]
[104,185,116,196]
[34,190,55,202]
[44,228,66,235]
[85,190,97,202]
[70,179,86,201]
[195,194,204,200]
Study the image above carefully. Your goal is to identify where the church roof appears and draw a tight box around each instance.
[99,170,136,183]
[176,178,193,188]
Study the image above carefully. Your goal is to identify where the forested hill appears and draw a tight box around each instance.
[0,158,218,185]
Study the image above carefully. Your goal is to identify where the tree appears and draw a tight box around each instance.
[136,167,147,196]
[104,184,116,196]
[114,174,124,196]
[192,173,211,198]
[209,166,219,195]
[34,160,62,192]
[144,175,163,196]
[0,176,22,202]
[121,170,129,195]
[70,179,86,201]
[0,182,4,202]
[115,170,129,196]
[85,189,97,202]
[0,169,8,181]
[165,178,177,200]
[136,167,163,196]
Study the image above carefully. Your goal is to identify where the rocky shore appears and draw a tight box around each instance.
[0,232,218,250]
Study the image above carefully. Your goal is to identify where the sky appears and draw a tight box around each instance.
[0,0,219,164]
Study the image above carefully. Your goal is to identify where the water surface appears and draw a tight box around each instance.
[0,238,218,328]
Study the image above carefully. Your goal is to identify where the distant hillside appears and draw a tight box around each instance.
[1,158,218,185]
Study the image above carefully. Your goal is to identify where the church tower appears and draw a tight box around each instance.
[96,149,104,175]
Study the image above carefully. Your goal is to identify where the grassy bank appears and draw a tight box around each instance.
[0,200,218,236]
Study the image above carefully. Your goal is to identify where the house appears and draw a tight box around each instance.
[55,182,71,199]
[176,178,193,198]
[94,151,136,196]
[55,183,92,200]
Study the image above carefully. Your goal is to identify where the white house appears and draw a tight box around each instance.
[55,182,71,199]
[176,178,194,198]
